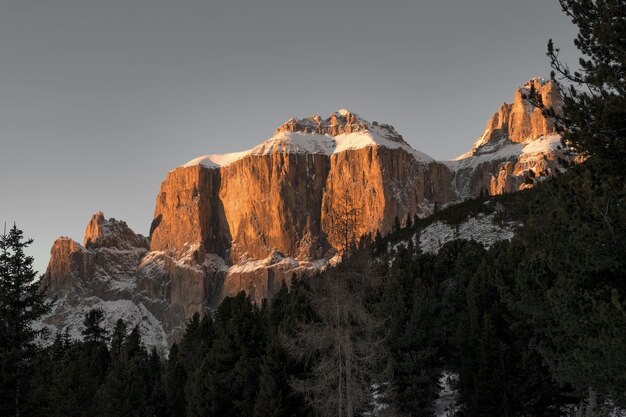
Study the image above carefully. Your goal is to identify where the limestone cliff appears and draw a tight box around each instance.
[151,110,454,266]
[140,110,458,310]
[452,78,575,198]
[39,84,578,348]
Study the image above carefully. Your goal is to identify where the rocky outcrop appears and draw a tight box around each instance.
[465,78,563,154]
[43,238,92,293]
[39,213,171,354]
[150,166,230,258]
[84,211,149,250]
[452,78,574,198]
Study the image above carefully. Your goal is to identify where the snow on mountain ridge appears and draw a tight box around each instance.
[181,110,433,169]
[455,78,563,161]
[451,134,564,169]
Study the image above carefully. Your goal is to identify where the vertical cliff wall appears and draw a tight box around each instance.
[40,85,579,348]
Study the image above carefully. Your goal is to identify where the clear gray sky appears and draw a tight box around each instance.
[0,0,579,273]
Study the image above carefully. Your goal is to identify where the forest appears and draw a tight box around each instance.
[1,1,624,416]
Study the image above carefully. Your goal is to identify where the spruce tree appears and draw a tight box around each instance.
[253,336,290,417]
[540,0,626,176]
[82,309,108,344]
[110,318,127,360]
[187,293,264,417]
[519,0,626,411]
[164,344,187,417]
[0,224,50,417]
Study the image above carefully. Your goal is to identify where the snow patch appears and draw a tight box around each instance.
[520,133,562,155]
[181,111,433,169]
[435,372,460,417]
[418,213,518,254]
[36,296,169,356]
[228,252,332,275]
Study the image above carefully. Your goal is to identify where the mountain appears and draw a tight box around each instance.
[38,212,172,353]
[451,78,575,197]
[37,79,577,350]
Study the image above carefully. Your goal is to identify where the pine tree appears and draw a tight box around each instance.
[82,309,108,344]
[253,336,290,417]
[519,0,626,411]
[0,224,50,417]
[539,0,626,176]
[164,344,187,417]
[110,318,127,360]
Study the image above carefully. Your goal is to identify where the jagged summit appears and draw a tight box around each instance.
[182,110,431,169]
[84,211,149,250]
[456,78,563,160]
[448,78,573,198]
[273,109,392,137]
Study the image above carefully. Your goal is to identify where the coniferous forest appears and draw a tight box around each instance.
[1,1,625,416]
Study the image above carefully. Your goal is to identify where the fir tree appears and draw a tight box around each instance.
[253,336,292,417]
[110,318,127,360]
[0,224,50,417]
[520,0,626,411]
[82,309,108,344]
[539,0,626,176]
[164,344,187,417]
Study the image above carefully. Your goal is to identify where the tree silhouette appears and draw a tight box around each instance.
[0,224,50,417]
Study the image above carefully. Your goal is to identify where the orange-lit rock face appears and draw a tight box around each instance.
[43,237,91,293]
[40,91,581,347]
[510,79,562,142]
[149,109,459,264]
[150,165,230,257]
[454,78,574,198]
[150,92,566,268]
[321,147,455,249]
[220,152,330,262]
[149,145,456,265]
[471,79,562,151]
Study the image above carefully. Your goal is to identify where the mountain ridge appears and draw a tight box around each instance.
[38,78,578,349]
[181,109,433,170]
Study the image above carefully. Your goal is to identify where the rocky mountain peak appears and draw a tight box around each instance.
[83,211,149,250]
[460,78,563,159]
[273,109,404,143]
[183,110,414,170]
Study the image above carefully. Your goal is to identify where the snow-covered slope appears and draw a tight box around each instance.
[182,110,433,169]
[35,295,169,355]
[418,212,519,254]
[390,206,520,256]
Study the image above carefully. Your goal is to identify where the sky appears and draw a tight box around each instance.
[0,0,580,274]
